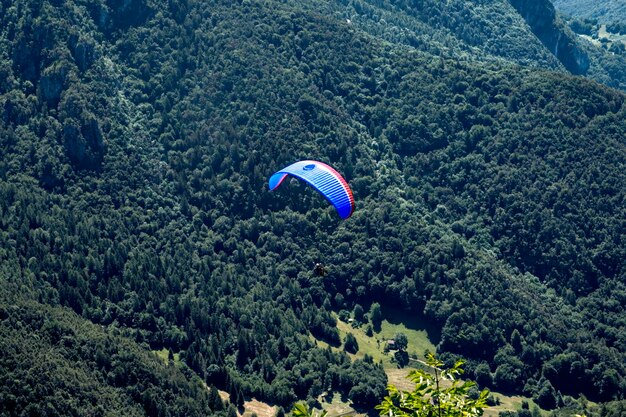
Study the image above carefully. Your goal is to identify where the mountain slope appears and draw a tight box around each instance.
[309,0,626,90]
[309,0,563,69]
[509,0,589,74]
[0,0,625,411]
[0,288,221,417]
[552,0,626,23]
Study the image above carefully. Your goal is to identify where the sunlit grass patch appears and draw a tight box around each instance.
[153,347,181,364]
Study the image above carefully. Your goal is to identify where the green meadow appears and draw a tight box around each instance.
[333,307,437,366]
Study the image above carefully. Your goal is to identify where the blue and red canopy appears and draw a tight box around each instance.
[269,160,355,219]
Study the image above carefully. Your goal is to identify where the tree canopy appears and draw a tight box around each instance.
[0,0,624,413]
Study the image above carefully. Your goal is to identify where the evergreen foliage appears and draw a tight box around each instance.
[344,332,359,354]
[552,0,626,24]
[369,302,382,332]
[0,0,625,413]
[0,290,217,417]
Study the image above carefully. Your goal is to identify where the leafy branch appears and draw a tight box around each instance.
[376,353,489,417]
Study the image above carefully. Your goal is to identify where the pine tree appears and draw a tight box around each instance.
[369,303,382,332]
[343,333,359,354]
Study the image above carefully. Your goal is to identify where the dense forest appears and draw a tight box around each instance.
[0,287,225,417]
[304,0,626,91]
[552,0,626,24]
[0,0,625,415]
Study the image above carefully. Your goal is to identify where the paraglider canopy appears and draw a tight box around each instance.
[268,160,355,219]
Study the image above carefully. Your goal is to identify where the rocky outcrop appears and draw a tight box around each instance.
[40,63,70,106]
[12,31,42,83]
[63,116,105,170]
[509,0,589,75]
[68,35,97,72]
[88,0,152,37]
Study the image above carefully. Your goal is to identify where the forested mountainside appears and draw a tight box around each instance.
[308,0,563,69]
[307,0,626,91]
[0,287,223,417]
[1,0,625,415]
[552,0,626,24]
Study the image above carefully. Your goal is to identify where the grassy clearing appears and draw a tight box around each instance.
[315,393,360,417]
[599,24,626,44]
[153,347,181,364]
[329,307,437,366]
[580,24,626,48]
[384,368,414,392]
[483,393,546,417]
[381,371,548,417]
[313,373,544,417]
[375,307,438,359]
[310,308,550,417]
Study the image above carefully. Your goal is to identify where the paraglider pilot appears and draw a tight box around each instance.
[314,263,327,276]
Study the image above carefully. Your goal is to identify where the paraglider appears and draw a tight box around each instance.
[268,160,355,219]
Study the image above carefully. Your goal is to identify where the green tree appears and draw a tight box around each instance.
[344,333,359,354]
[394,333,408,351]
[474,362,492,387]
[510,329,523,353]
[353,304,365,323]
[377,353,489,417]
[533,378,558,410]
[369,302,383,332]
